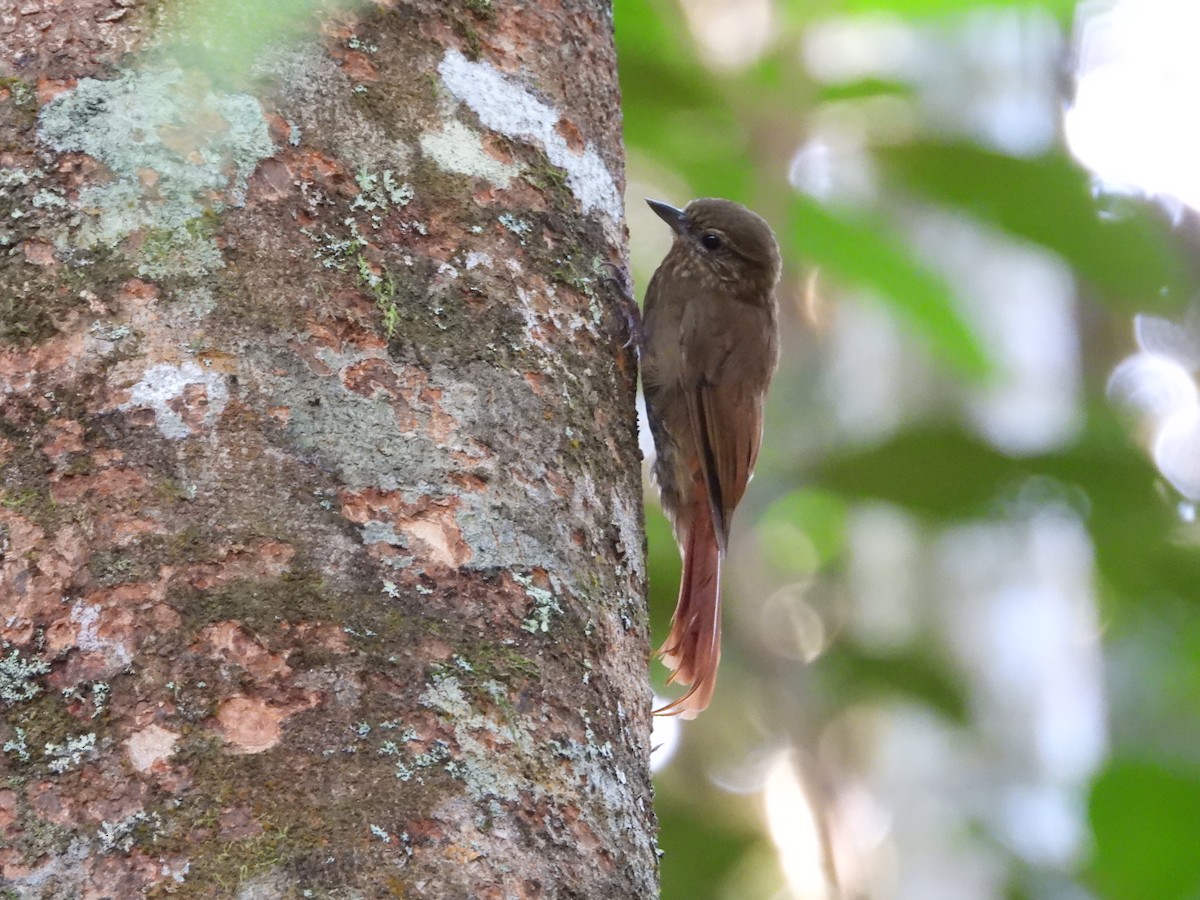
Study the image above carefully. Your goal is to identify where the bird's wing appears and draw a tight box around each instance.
[685,377,762,553]
[678,302,765,550]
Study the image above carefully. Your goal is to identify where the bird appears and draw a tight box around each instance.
[641,197,781,719]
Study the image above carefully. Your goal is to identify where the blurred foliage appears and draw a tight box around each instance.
[657,804,765,900]
[616,0,1200,897]
[877,143,1200,309]
[839,0,1079,13]
[816,419,1200,599]
[759,488,846,576]
[818,640,970,722]
[1089,761,1200,899]
[788,193,992,377]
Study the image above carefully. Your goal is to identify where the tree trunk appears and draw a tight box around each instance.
[0,1,656,896]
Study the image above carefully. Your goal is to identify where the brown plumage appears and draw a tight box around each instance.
[641,197,781,718]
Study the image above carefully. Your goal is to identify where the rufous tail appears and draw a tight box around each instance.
[656,505,722,719]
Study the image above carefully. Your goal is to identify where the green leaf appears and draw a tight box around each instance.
[878,142,1199,309]
[1089,760,1200,900]
[816,78,914,103]
[788,194,992,379]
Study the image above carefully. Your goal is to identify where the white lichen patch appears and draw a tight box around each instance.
[120,361,229,440]
[3,727,30,762]
[419,675,527,802]
[437,50,622,236]
[0,648,51,704]
[71,601,133,668]
[254,44,413,172]
[177,285,217,319]
[419,674,473,720]
[97,811,162,854]
[420,121,520,188]
[44,732,97,774]
[269,355,578,577]
[513,286,544,343]
[0,167,46,246]
[37,67,275,275]
[351,168,414,213]
[360,520,406,547]
[499,213,531,241]
[0,167,40,190]
[514,572,563,635]
[31,188,69,210]
[512,280,600,349]
[90,321,133,342]
[464,251,492,271]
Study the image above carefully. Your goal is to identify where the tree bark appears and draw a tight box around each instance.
[0,1,656,896]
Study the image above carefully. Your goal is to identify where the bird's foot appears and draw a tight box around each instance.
[600,260,642,353]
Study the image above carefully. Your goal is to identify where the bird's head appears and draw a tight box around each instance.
[646,197,781,297]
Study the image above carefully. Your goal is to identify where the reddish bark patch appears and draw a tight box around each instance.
[554,117,585,155]
[341,356,401,399]
[448,471,488,492]
[0,332,88,397]
[288,149,354,196]
[193,621,292,682]
[183,539,296,591]
[50,467,150,504]
[248,156,295,204]
[482,133,516,166]
[0,790,17,834]
[444,843,483,864]
[523,371,548,396]
[303,314,388,358]
[337,49,379,82]
[340,487,472,568]
[115,277,158,305]
[40,417,85,459]
[19,238,57,267]
[405,513,471,568]
[280,621,352,655]
[215,692,320,754]
[404,817,446,845]
[35,76,76,104]
[47,583,177,684]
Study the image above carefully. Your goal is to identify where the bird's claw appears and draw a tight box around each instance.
[600,261,642,353]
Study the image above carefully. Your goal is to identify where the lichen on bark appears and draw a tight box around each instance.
[1,0,655,897]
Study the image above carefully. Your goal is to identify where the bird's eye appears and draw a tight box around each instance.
[700,232,722,251]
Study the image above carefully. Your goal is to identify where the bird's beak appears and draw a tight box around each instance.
[646,199,687,236]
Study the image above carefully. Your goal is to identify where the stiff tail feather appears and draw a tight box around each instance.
[656,506,722,719]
